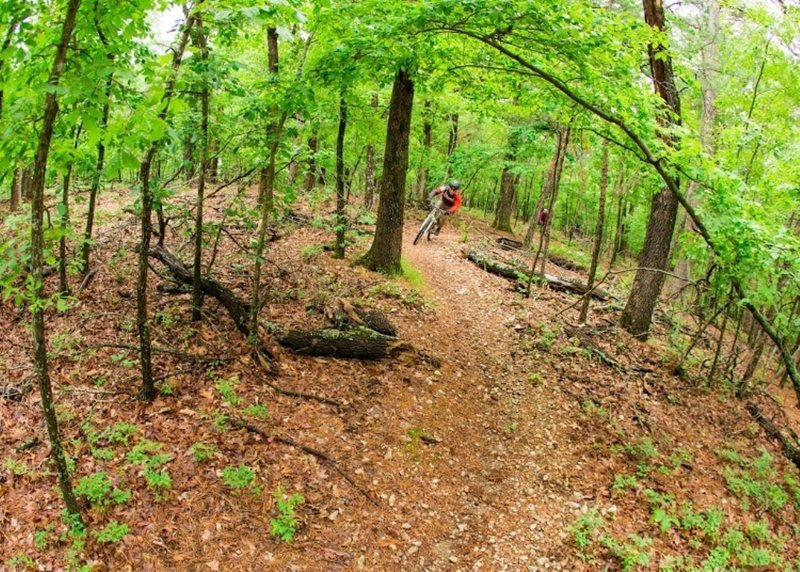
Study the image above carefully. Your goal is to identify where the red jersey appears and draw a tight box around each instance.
[429,186,462,214]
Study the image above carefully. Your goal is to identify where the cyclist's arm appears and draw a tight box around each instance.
[448,193,462,214]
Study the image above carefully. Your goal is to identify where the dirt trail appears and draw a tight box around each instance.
[390,221,585,570]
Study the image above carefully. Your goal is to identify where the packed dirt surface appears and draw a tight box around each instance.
[2,192,799,571]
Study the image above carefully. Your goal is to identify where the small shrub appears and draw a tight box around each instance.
[243,404,270,419]
[93,521,129,544]
[191,442,216,463]
[222,464,259,494]
[270,486,304,542]
[216,378,242,407]
[568,507,605,561]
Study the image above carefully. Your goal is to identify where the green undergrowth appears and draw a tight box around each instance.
[570,402,800,569]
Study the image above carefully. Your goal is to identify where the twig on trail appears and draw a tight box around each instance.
[60,387,135,397]
[76,268,98,297]
[236,419,378,505]
[252,349,342,406]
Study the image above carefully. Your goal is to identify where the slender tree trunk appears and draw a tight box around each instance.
[444,112,458,178]
[620,0,683,339]
[708,301,730,386]
[22,164,33,201]
[364,93,379,209]
[303,135,318,194]
[0,20,19,120]
[81,70,112,273]
[361,68,414,275]
[580,141,609,323]
[524,135,559,249]
[29,0,82,520]
[537,128,570,278]
[334,93,348,259]
[208,139,219,182]
[258,27,279,208]
[58,123,82,295]
[137,15,195,402]
[249,29,289,340]
[415,100,432,207]
[10,168,20,212]
[527,126,570,293]
[192,15,210,322]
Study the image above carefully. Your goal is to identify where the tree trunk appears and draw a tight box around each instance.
[10,168,20,212]
[192,15,210,322]
[524,135,559,249]
[620,0,683,339]
[137,15,195,402]
[579,141,609,323]
[415,100,432,207]
[360,69,414,275]
[444,112,458,178]
[29,0,83,520]
[303,135,318,193]
[364,93,379,209]
[258,27,279,209]
[528,125,570,294]
[81,67,113,273]
[493,130,519,233]
[22,164,33,201]
[249,28,287,338]
[334,93,348,259]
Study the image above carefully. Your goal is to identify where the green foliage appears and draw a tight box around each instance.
[270,486,304,542]
[125,440,172,500]
[5,554,36,571]
[720,449,790,512]
[222,464,259,495]
[74,471,130,507]
[191,442,216,463]
[2,457,29,476]
[611,474,638,493]
[400,257,425,290]
[242,404,270,419]
[216,378,242,407]
[600,533,652,571]
[568,507,605,561]
[92,521,129,544]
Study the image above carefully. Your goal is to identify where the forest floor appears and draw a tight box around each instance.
[2,184,800,571]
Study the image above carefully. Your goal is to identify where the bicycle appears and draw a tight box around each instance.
[413,205,447,245]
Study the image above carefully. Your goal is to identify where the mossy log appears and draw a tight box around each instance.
[277,326,407,360]
[464,249,608,301]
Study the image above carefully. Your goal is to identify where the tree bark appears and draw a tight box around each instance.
[137,14,195,401]
[192,14,210,321]
[364,93,379,209]
[360,69,414,275]
[445,112,458,178]
[81,67,112,272]
[249,27,288,339]
[620,0,682,339]
[10,168,20,212]
[580,140,609,323]
[334,93,348,259]
[303,134,318,193]
[415,100,432,207]
[29,0,83,519]
[493,132,518,233]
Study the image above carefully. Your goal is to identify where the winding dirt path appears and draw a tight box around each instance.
[381,218,587,570]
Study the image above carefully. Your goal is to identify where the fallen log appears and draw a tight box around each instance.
[747,402,800,470]
[548,254,586,273]
[327,299,397,337]
[277,326,408,360]
[463,249,608,301]
[149,245,253,342]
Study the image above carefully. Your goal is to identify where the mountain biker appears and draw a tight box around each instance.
[427,180,462,236]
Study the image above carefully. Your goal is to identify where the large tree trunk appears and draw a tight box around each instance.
[364,93,379,209]
[620,0,682,339]
[579,140,609,323]
[334,93,348,259]
[29,0,83,519]
[192,15,210,321]
[136,15,195,402]
[492,151,517,233]
[360,69,414,275]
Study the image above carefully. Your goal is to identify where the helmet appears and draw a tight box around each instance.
[449,180,461,190]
